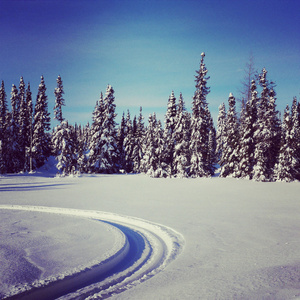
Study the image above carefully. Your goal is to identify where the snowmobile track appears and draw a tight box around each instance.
[0,205,184,299]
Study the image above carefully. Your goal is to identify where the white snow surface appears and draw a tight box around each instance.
[0,168,300,299]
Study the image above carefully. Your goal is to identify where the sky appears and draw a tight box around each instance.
[0,0,299,126]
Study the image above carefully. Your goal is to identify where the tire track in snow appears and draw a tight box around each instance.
[0,205,184,299]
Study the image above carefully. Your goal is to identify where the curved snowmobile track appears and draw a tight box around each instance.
[0,205,184,299]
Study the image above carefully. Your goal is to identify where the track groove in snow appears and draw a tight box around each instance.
[0,205,184,299]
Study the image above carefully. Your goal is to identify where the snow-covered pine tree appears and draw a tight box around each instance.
[216,103,226,163]
[32,76,51,169]
[253,68,280,181]
[189,52,212,177]
[117,112,126,171]
[132,107,145,173]
[219,93,240,177]
[9,84,21,172]
[207,109,217,175]
[0,81,9,174]
[123,110,135,173]
[25,83,33,172]
[53,75,65,123]
[173,93,191,177]
[274,105,296,182]
[290,97,300,179]
[18,77,27,171]
[52,121,77,176]
[89,85,118,173]
[237,80,258,179]
[88,93,105,172]
[164,91,177,176]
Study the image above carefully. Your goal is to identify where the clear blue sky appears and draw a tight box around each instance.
[1,0,299,126]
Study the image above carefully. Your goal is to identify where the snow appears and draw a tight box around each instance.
[0,171,300,299]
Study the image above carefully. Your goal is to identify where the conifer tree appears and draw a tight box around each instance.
[32,76,51,168]
[253,68,280,181]
[89,93,105,172]
[173,93,190,177]
[219,93,240,177]
[238,80,258,179]
[164,91,177,176]
[54,75,65,123]
[18,77,27,171]
[117,112,126,170]
[274,105,296,182]
[9,84,21,172]
[0,81,8,174]
[25,83,33,172]
[123,110,134,173]
[207,109,217,175]
[290,97,300,179]
[189,52,212,177]
[216,103,226,163]
[132,107,144,173]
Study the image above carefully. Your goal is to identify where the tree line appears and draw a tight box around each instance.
[0,53,299,181]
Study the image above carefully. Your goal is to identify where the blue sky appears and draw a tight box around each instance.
[1,0,299,126]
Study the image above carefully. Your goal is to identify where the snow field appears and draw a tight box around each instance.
[0,173,300,299]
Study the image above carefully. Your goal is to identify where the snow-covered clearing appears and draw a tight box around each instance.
[0,170,300,299]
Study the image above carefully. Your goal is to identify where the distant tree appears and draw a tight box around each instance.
[173,93,191,177]
[0,81,9,174]
[164,91,177,176]
[53,75,65,123]
[189,52,212,177]
[207,109,217,175]
[32,76,51,169]
[117,112,126,170]
[25,83,33,172]
[123,110,135,173]
[219,93,240,177]
[274,105,296,182]
[132,107,145,173]
[253,68,280,181]
[237,80,258,179]
[216,102,226,163]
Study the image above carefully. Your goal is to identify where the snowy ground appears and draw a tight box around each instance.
[0,168,300,299]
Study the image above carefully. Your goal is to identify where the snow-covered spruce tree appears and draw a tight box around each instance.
[290,97,300,179]
[173,93,191,177]
[189,52,213,177]
[88,93,105,172]
[89,85,118,173]
[18,77,27,171]
[9,84,21,172]
[117,112,126,171]
[76,124,88,174]
[52,121,77,176]
[207,109,217,175]
[53,75,65,123]
[123,110,135,173]
[132,107,145,173]
[253,68,280,181]
[0,81,9,174]
[274,105,297,182]
[219,93,240,178]
[140,113,167,177]
[164,91,177,176]
[25,83,33,172]
[32,76,51,169]
[216,102,226,163]
[237,80,258,179]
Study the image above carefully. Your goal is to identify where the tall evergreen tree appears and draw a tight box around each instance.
[123,110,134,173]
[219,93,240,177]
[0,81,9,174]
[253,68,280,181]
[25,83,33,172]
[32,76,51,168]
[164,91,177,176]
[132,107,144,173]
[117,112,126,170]
[216,102,226,163]
[238,80,258,179]
[189,52,212,177]
[173,93,190,177]
[274,105,296,182]
[53,75,65,123]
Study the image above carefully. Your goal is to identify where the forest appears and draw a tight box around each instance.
[0,53,299,182]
